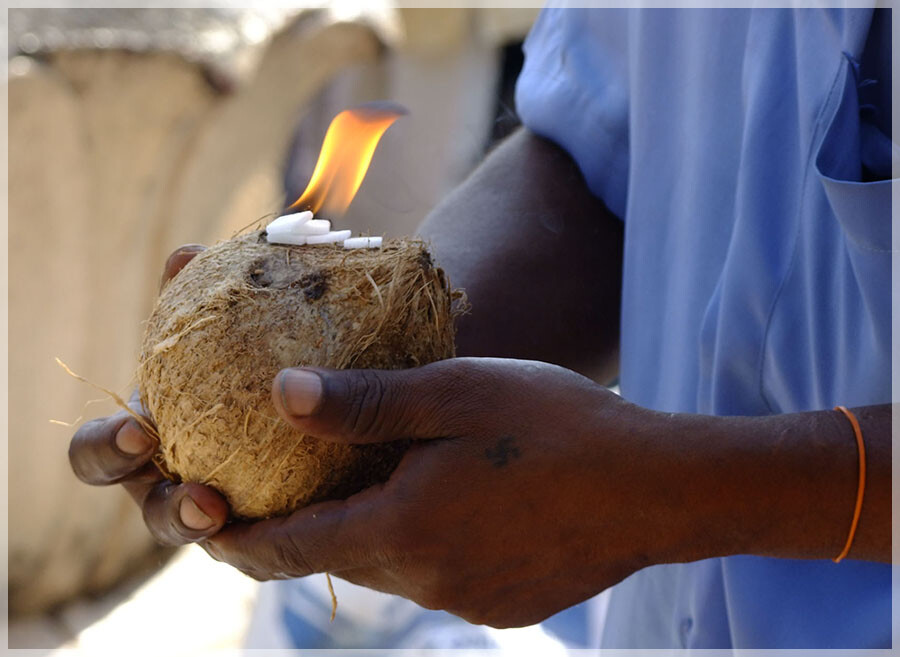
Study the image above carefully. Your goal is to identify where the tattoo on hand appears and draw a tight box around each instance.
[484,436,521,468]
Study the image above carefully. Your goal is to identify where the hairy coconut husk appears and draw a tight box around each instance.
[137,230,460,519]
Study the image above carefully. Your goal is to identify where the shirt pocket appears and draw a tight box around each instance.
[815,54,895,254]
[761,55,894,412]
[814,55,894,364]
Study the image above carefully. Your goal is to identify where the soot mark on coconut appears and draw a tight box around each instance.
[484,436,521,468]
[248,259,275,288]
[294,272,327,301]
[247,259,328,301]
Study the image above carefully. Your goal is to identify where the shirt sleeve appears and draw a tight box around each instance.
[514,8,631,219]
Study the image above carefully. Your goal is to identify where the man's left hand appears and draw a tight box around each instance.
[206,357,677,628]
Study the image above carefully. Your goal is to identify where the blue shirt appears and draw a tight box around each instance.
[516,7,893,649]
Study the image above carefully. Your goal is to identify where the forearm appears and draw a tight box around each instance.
[641,404,891,564]
[418,129,624,384]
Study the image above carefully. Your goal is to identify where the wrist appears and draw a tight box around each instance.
[581,399,725,568]
[642,409,860,563]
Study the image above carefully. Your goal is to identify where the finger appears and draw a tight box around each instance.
[119,461,166,506]
[69,412,157,485]
[160,244,206,291]
[140,480,228,546]
[207,487,387,578]
[271,358,494,444]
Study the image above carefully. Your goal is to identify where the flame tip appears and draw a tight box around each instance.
[346,100,408,120]
[288,101,407,217]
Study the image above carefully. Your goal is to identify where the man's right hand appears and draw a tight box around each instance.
[67,244,229,546]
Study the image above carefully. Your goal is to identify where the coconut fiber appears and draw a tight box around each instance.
[137,230,460,519]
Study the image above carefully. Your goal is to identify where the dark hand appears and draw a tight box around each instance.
[205,358,666,628]
[68,245,229,545]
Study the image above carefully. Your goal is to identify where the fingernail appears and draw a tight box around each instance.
[115,420,153,456]
[278,369,323,417]
[180,496,215,531]
[164,245,202,271]
[171,244,205,259]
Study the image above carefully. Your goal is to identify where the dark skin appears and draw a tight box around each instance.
[69,129,891,628]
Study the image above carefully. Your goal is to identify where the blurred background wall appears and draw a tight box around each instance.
[6,5,537,650]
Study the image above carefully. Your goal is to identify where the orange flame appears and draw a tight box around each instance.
[287,102,407,216]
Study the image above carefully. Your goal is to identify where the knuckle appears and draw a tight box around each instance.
[431,358,482,389]
[409,562,454,612]
[471,606,501,627]
[418,361,487,434]
[141,509,171,546]
[275,533,313,576]
[67,432,91,481]
[459,610,487,626]
[421,586,449,612]
[143,513,177,547]
[471,612,503,628]
[417,596,442,612]
[416,587,446,611]
[141,483,186,546]
[455,600,501,627]
[344,370,390,437]
[68,416,119,483]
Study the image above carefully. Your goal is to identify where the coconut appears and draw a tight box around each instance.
[137,230,459,519]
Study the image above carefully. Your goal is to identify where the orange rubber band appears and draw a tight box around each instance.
[832,406,866,563]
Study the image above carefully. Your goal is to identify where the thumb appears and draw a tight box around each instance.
[160,244,205,291]
[271,361,482,444]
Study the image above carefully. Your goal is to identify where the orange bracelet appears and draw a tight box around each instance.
[832,406,866,563]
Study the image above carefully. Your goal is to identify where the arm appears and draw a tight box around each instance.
[415,131,883,564]
[199,361,889,629]
[419,128,624,384]
[68,136,888,629]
